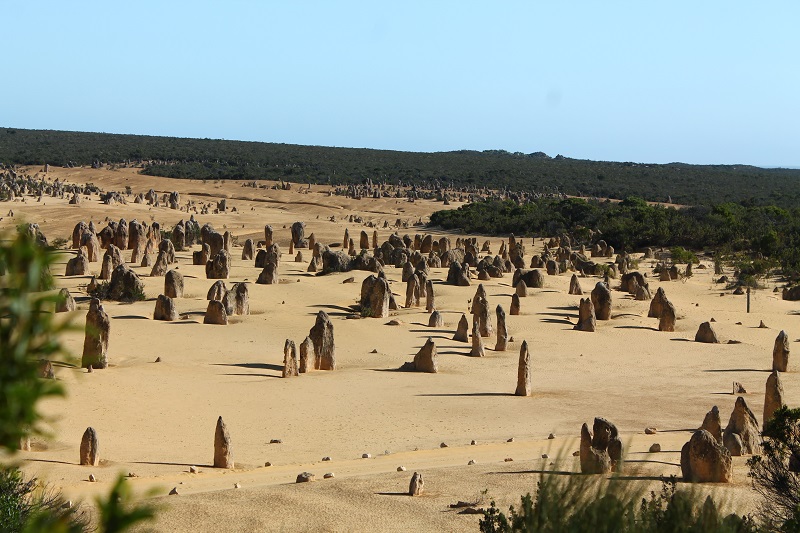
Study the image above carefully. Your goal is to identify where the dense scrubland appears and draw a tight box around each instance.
[3,127,800,208]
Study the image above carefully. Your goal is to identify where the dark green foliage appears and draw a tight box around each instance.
[748,407,800,531]
[670,247,698,264]
[0,233,66,451]
[430,198,800,277]
[480,476,756,533]
[3,128,800,208]
[0,467,87,533]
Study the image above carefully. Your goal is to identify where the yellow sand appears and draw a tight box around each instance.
[3,166,798,532]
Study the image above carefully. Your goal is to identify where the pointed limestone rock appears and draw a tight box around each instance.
[590,282,612,320]
[764,371,784,428]
[659,300,676,332]
[213,416,233,469]
[515,280,528,297]
[515,341,531,396]
[299,336,313,373]
[695,322,720,343]
[722,396,760,456]
[453,314,469,342]
[412,338,438,373]
[408,472,424,496]
[773,330,790,372]
[510,293,521,315]
[574,298,596,332]
[56,288,75,313]
[700,406,723,443]
[495,305,508,351]
[568,274,583,295]
[428,311,443,328]
[283,339,299,377]
[153,294,178,321]
[680,430,732,483]
[80,427,99,466]
[470,319,485,357]
[82,298,110,369]
[310,311,336,370]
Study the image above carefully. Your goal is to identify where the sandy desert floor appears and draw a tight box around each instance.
[2,166,799,532]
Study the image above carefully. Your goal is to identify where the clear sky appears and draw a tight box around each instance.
[3,1,798,167]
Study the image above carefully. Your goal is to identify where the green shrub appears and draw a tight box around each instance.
[480,474,756,533]
[670,246,698,264]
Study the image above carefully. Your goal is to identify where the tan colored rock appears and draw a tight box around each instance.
[56,288,75,313]
[680,430,732,483]
[568,273,583,295]
[695,322,720,343]
[648,287,667,318]
[164,269,184,298]
[360,275,390,318]
[283,339,299,377]
[453,313,469,342]
[510,293,520,315]
[471,285,493,337]
[580,418,622,474]
[495,305,508,351]
[515,280,528,297]
[574,297,596,332]
[65,249,90,276]
[470,319,485,357]
[82,298,110,369]
[700,406,723,443]
[722,396,760,456]
[590,282,612,320]
[310,311,335,370]
[153,294,178,321]
[425,280,435,312]
[428,311,443,328]
[206,250,231,279]
[412,338,438,373]
[207,280,227,301]
[515,341,531,396]
[408,472,424,496]
[299,336,313,373]
[764,370,784,428]
[213,416,233,469]
[241,238,254,261]
[659,300,676,332]
[773,330,790,372]
[79,427,99,466]
[204,300,228,325]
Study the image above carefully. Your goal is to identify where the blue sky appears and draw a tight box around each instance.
[3,1,798,166]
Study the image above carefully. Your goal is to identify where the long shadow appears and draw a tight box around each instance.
[52,361,78,368]
[309,304,357,313]
[611,313,641,319]
[669,338,693,342]
[491,293,514,298]
[131,460,213,468]
[307,311,353,317]
[418,392,514,397]
[409,329,455,334]
[537,312,578,319]
[112,315,150,320]
[376,492,412,497]
[167,321,201,325]
[437,350,477,357]
[624,459,681,467]
[656,428,697,433]
[23,458,74,466]
[610,475,676,482]
[491,469,577,477]
[548,305,578,311]
[222,373,281,379]
[615,325,659,331]
[704,368,770,373]
[540,318,574,326]
[212,362,284,372]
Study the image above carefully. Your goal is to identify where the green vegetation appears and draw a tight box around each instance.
[3,127,800,208]
[748,407,800,530]
[479,475,755,533]
[0,233,155,532]
[430,197,800,278]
